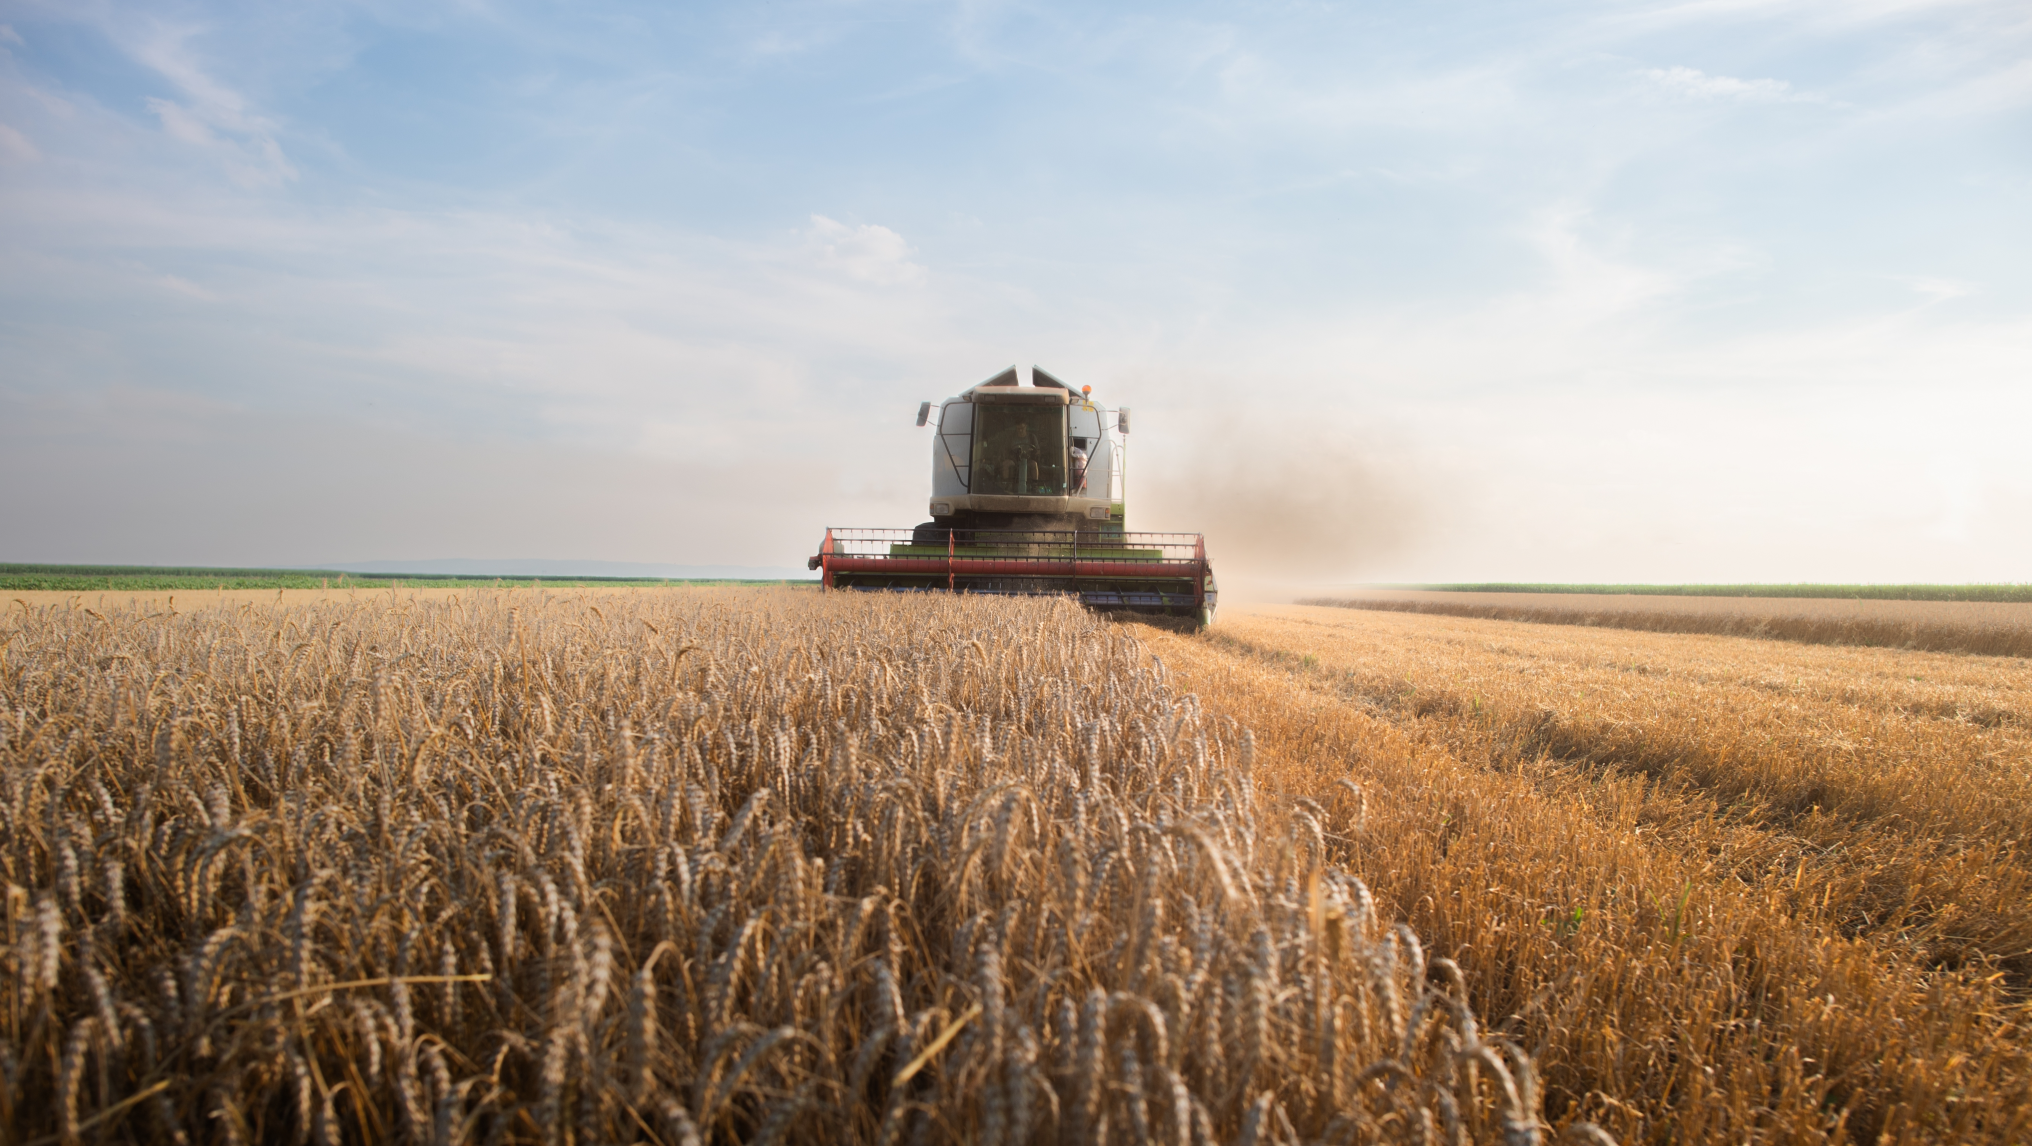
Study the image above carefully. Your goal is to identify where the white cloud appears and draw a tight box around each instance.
[140,91,296,185]
[102,21,300,186]
[4,0,2030,580]
[157,273,216,301]
[805,215,928,286]
[1642,65,1809,102]
[0,388,887,568]
[1899,275,1974,303]
[1212,50,1521,135]
[0,152,977,466]
[1872,54,2032,120]
[0,24,23,47]
[0,123,38,162]
[144,96,216,146]
[1518,207,1681,325]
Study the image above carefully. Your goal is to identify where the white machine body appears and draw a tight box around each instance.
[922,367,1127,529]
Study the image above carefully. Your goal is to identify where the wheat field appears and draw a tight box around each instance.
[1308,590,2032,657]
[1136,604,2031,1144]
[0,588,1578,1145]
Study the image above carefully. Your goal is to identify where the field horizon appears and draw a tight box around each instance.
[14,563,2032,610]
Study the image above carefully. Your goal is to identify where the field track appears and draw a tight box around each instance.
[1309,589,2032,657]
[1138,604,2031,1144]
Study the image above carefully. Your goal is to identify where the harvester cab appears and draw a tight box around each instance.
[810,366,1217,626]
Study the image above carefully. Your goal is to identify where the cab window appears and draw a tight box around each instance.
[970,405,1067,496]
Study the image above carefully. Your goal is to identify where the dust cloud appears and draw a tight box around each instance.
[1136,422,1431,603]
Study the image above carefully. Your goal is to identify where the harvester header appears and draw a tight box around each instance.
[810,366,1217,625]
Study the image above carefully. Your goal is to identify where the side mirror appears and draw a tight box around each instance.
[1116,407,1131,435]
[916,401,932,427]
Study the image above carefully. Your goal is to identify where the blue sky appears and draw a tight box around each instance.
[2,0,2028,586]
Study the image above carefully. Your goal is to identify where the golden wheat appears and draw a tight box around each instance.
[0,587,1589,1144]
[1309,591,2032,657]
[1134,604,2032,1144]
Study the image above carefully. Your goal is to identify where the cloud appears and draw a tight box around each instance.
[157,273,217,301]
[1640,65,1812,103]
[0,123,37,162]
[0,24,22,47]
[106,21,299,186]
[144,96,217,146]
[4,0,2030,584]
[1517,207,1682,326]
[0,388,899,568]
[805,215,928,286]
[1873,54,2032,121]
[1211,52,1521,136]
[1899,275,1974,303]
[0,152,980,475]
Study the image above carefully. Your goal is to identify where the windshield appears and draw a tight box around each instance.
[970,404,1068,495]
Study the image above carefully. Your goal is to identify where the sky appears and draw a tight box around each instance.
[2,0,2028,589]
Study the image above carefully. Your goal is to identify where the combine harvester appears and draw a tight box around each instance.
[810,366,1217,625]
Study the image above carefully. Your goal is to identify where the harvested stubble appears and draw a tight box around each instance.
[1133,605,2032,1145]
[1306,591,2032,658]
[0,588,1594,1144]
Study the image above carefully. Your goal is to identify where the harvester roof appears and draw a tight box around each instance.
[961,366,1071,403]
